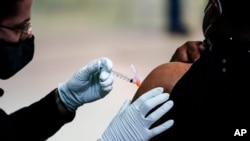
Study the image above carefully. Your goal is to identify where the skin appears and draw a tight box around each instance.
[132,0,250,140]
[132,40,205,102]
[0,0,70,115]
[132,0,217,102]
[170,41,205,63]
[132,62,191,102]
[132,29,205,102]
[132,39,205,102]
[131,0,213,139]
[0,0,32,42]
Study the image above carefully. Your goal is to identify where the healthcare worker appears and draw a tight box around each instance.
[0,0,174,140]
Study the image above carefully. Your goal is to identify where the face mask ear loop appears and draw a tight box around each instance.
[204,2,213,14]
[204,24,213,37]
[206,38,214,52]
[204,2,213,37]
[217,0,222,15]
[204,0,222,37]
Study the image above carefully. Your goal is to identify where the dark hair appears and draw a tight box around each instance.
[220,0,250,30]
[0,0,20,23]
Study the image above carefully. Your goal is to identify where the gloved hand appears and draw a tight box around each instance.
[58,57,113,112]
[98,87,174,141]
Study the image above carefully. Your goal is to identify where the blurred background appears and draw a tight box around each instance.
[0,0,206,140]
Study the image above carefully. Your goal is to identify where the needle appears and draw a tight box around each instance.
[112,70,134,83]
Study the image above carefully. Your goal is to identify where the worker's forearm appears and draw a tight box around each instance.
[55,88,71,115]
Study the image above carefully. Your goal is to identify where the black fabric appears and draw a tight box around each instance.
[152,39,250,140]
[0,36,35,79]
[0,89,75,141]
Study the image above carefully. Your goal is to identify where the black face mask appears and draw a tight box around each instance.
[0,36,35,79]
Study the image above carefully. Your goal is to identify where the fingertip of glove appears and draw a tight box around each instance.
[168,119,174,126]
[165,100,174,107]
[159,119,174,132]
[161,92,170,99]
[140,87,164,101]
[101,57,113,71]
[150,87,164,94]
[163,119,174,130]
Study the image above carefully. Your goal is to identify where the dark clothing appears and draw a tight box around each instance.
[154,38,250,140]
[0,89,75,141]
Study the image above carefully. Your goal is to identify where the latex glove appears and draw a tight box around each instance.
[98,87,174,141]
[58,57,113,112]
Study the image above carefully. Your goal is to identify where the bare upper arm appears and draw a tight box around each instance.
[132,62,191,102]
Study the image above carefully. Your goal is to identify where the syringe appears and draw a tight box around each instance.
[112,69,142,87]
[112,70,134,83]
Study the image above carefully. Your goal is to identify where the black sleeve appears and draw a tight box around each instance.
[0,89,76,141]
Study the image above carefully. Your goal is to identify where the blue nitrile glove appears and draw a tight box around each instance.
[98,87,174,141]
[58,57,113,112]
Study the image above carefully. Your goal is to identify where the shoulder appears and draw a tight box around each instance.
[132,62,191,101]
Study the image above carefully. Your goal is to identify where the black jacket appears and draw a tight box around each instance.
[0,89,75,141]
[153,38,250,140]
